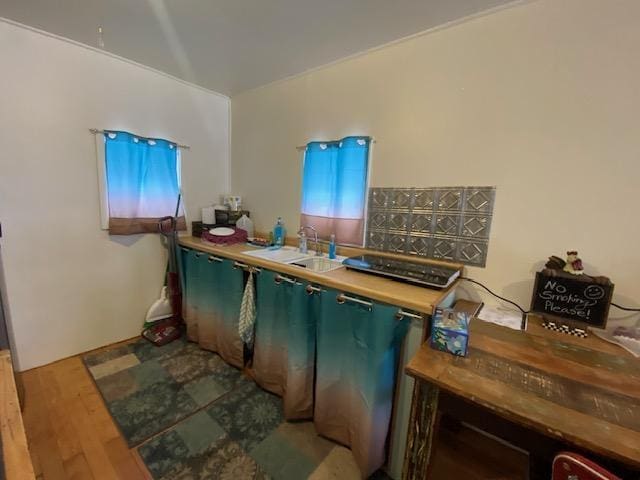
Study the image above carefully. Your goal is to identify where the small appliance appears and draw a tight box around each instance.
[342,254,460,289]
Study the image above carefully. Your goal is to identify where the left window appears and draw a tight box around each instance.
[95,130,185,235]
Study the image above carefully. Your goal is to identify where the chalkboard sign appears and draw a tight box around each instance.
[530,270,614,329]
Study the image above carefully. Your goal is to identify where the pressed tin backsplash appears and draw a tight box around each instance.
[365,186,496,267]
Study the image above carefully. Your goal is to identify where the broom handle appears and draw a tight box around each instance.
[174,193,182,219]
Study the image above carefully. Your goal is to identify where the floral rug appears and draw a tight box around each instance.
[83,336,248,446]
[86,336,392,479]
[138,380,391,480]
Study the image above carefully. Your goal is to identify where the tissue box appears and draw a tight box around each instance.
[430,308,470,357]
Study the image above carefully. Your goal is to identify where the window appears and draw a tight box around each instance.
[300,136,370,246]
[95,130,185,235]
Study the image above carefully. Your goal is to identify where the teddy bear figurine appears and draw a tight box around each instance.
[563,250,584,275]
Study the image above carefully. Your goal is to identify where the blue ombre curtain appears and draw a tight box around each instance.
[314,290,409,478]
[105,131,185,235]
[180,249,246,368]
[251,271,317,420]
[300,136,370,245]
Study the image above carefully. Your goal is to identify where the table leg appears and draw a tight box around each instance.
[402,381,440,480]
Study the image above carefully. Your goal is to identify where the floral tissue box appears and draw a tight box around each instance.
[430,308,470,357]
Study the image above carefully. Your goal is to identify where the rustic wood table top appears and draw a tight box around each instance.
[405,316,640,470]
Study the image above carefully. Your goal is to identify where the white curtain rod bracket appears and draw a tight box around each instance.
[233,261,261,273]
[275,274,300,285]
[336,293,372,309]
[305,285,323,295]
[89,128,191,150]
[396,309,423,320]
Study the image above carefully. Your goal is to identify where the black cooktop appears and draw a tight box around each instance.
[342,255,460,289]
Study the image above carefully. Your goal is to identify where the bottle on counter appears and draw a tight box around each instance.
[273,217,286,247]
[328,233,337,259]
[236,214,254,239]
[298,231,308,254]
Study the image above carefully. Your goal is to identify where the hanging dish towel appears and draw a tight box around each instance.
[239,271,257,348]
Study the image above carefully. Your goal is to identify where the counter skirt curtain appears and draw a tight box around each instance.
[300,136,370,246]
[104,130,185,235]
[314,291,409,478]
[251,270,317,420]
[180,248,245,368]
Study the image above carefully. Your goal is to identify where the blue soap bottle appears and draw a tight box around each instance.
[273,217,286,246]
[328,233,337,259]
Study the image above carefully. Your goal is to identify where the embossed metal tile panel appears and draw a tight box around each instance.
[366,186,496,266]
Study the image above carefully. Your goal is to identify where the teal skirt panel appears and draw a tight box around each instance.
[206,259,245,368]
[314,288,409,478]
[252,270,316,419]
[181,249,206,342]
[181,249,245,368]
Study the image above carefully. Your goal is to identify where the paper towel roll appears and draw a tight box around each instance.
[201,206,215,224]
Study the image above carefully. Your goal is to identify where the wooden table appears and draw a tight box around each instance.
[402,316,640,479]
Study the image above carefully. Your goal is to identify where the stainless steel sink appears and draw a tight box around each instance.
[242,246,345,273]
[290,256,344,273]
[242,246,310,263]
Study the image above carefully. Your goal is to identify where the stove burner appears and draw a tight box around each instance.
[342,255,460,289]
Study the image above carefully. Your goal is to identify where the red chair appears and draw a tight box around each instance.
[552,452,622,480]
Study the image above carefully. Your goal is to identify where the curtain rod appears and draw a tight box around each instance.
[295,138,376,151]
[89,128,191,150]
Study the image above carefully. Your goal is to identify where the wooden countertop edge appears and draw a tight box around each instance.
[178,237,458,314]
[0,350,36,480]
[404,356,640,468]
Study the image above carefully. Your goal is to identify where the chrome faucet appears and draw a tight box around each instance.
[298,225,322,256]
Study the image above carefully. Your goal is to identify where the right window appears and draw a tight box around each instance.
[300,136,370,246]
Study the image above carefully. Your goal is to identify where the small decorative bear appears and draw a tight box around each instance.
[563,250,584,275]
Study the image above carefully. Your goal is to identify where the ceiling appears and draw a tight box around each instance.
[0,0,517,96]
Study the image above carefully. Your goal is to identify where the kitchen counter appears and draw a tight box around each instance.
[178,236,459,314]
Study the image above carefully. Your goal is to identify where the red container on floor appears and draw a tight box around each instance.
[142,318,183,346]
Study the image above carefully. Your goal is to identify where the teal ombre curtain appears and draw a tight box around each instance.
[198,257,245,368]
[300,136,370,245]
[181,249,204,342]
[314,290,409,478]
[105,130,185,234]
[251,271,317,420]
[180,250,245,368]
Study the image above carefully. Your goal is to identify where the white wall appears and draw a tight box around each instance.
[0,20,230,370]
[231,0,640,316]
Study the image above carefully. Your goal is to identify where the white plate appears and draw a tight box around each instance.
[208,227,235,236]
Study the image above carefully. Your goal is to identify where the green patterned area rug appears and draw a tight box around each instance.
[138,380,390,480]
[86,337,391,479]
[83,336,248,446]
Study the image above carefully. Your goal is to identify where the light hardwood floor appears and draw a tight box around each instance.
[19,343,150,480]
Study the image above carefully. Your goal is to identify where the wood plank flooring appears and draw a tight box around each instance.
[19,345,150,480]
[19,342,527,480]
[431,420,528,480]
[0,350,35,479]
